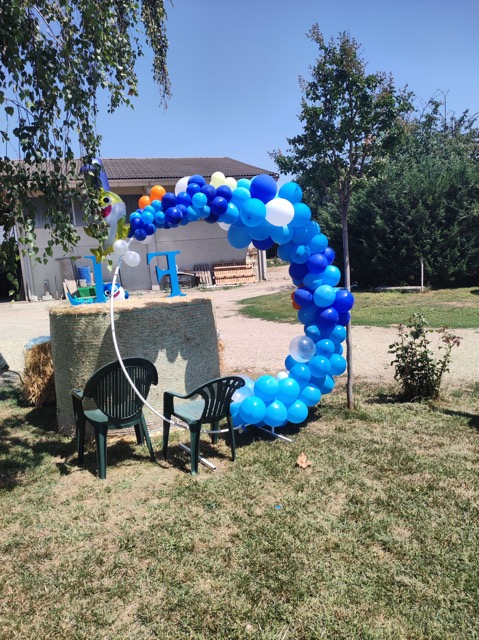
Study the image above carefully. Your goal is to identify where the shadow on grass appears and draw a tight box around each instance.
[433,407,479,430]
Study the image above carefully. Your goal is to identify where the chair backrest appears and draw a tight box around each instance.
[196,376,246,423]
[83,358,158,422]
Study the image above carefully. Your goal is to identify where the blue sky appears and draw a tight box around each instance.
[97,0,479,178]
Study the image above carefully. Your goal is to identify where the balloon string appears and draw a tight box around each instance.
[109,240,182,427]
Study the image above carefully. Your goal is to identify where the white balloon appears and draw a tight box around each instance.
[140,234,155,245]
[225,177,237,190]
[175,175,190,195]
[210,171,226,187]
[218,221,230,231]
[265,197,295,226]
[289,335,316,363]
[113,239,129,256]
[276,370,289,380]
[123,250,141,267]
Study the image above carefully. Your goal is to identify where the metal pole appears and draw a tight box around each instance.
[420,257,424,292]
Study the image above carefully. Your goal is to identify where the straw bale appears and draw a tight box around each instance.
[49,296,220,435]
[22,342,56,407]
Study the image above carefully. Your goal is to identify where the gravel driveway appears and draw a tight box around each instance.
[1,266,477,387]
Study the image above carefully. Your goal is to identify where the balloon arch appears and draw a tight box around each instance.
[111,171,354,431]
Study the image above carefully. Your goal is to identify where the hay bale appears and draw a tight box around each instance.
[49,296,221,435]
[22,341,56,407]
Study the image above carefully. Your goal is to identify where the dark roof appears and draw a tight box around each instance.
[101,157,278,181]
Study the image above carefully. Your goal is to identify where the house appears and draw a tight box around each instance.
[11,157,279,301]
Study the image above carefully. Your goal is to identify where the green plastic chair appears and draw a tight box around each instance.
[72,358,158,479]
[162,376,246,475]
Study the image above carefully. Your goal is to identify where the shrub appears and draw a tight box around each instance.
[389,313,462,401]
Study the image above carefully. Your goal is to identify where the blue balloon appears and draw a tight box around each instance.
[253,237,274,250]
[264,400,288,428]
[315,339,335,356]
[210,196,228,216]
[144,223,156,235]
[249,219,274,241]
[204,212,219,224]
[319,375,335,394]
[141,210,154,225]
[165,206,183,226]
[304,324,322,342]
[201,184,216,203]
[150,200,162,211]
[303,272,323,291]
[130,217,144,231]
[290,244,311,264]
[299,384,321,407]
[278,181,303,204]
[254,375,279,403]
[277,242,293,262]
[330,324,347,343]
[289,262,309,280]
[186,206,200,222]
[216,185,232,201]
[329,354,347,375]
[294,288,314,306]
[270,224,294,245]
[298,305,318,325]
[154,211,165,227]
[313,285,336,308]
[338,311,351,326]
[289,364,312,385]
[250,174,277,203]
[285,354,301,370]
[322,265,341,287]
[176,191,192,207]
[188,174,206,187]
[237,178,251,190]
[324,247,336,264]
[292,220,317,245]
[307,253,328,274]
[192,192,208,209]
[221,202,240,224]
[231,186,251,210]
[239,395,267,424]
[334,289,355,312]
[308,233,328,253]
[317,307,340,327]
[162,192,177,209]
[134,228,147,241]
[309,355,331,377]
[186,182,201,198]
[290,201,311,228]
[287,399,309,424]
[276,377,301,406]
[240,198,267,227]
[228,224,252,249]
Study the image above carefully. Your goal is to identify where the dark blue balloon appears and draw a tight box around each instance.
[216,185,233,201]
[249,174,277,203]
[338,311,351,326]
[253,237,274,250]
[162,192,177,209]
[186,182,201,198]
[307,253,328,273]
[204,212,219,224]
[289,262,309,280]
[294,288,314,306]
[165,206,183,226]
[298,305,318,325]
[334,289,355,312]
[176,191,192,207]
[130,217,144,231]
[134,228,147,241]
[317,307,340,327]
[324,247,336,264]
[188,174,206,187]
[201,184,216,203]
[144,223,156,236]
[210,196,228,216]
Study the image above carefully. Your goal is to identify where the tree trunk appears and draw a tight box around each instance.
[341,202,354,410]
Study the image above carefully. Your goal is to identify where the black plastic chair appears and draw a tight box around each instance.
[162,376,246,475]
[72,358,158,479]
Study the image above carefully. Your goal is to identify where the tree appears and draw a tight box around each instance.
[0,0,171,294]
[347,98,479,288]
[271,25,413,409]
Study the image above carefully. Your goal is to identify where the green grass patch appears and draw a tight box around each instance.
[238,287,479,328]
[1,380,478,638]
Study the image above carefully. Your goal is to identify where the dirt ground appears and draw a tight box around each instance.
[1,265,478,387]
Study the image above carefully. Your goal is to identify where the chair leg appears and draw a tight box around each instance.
[94,424,108,479]
[140,415,155,461]
[210,420,219,445]
[228,417,237,462]
[162,413,171,460]
[189,424,201,475]
[134,424,144,445]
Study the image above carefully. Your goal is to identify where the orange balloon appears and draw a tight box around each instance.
[292,300,301,310]
[150,185,166,201]
[138,195,151,210]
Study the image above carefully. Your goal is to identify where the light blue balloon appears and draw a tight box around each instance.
[237,178,251,190]
[186,206,200,222]
[276,377,301,406]
[292,220,317,245]
[315,339,335,356]
[231,186,251,210]
[298,305,317,325]
[290,202,311,228]
[239,395,266,424]
[270,224,294,245]
[287,399,309,424]
[319,375,335,394]
[254,375,279,403]
[221,202,240,224]
[228,224,252,249]
[322,265,341,286]
[240,198,267,227]
[330,324,347,343]
[308,233,328,253]
[192,192,208,209]
[313,284,336,308]
[278,181,303,204]
[329,354,347,375]
[304,324,322,342]
[303,272,323,291]
[290,244,311,264]
[277,242,294,262]
[309,355,331,377]
[248,219,274,241]
[264,400,288,428]
[289,364,312,385]
[299,384,321,407]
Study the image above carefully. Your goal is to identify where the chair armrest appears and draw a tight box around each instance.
[164,388,199,401]
[71,389,84,401]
